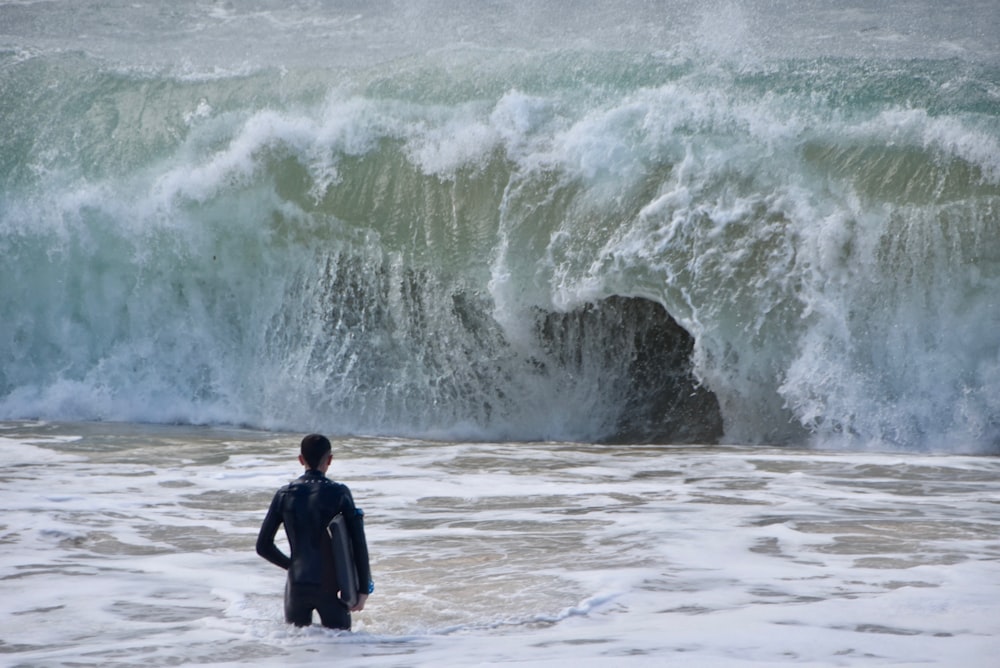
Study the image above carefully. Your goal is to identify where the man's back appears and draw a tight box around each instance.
[256,434,373,629]
[274,471,354,586]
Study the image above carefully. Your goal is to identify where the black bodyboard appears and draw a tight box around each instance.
[328,513,359,608]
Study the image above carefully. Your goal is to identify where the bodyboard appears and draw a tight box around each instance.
[328,513,360,608]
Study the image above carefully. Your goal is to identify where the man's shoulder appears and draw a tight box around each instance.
[322,478,352,495]
[286,474,351,493]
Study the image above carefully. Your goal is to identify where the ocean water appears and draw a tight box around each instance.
[2,1,1000,665]
[2,421,999,667]
[2,0,999,449]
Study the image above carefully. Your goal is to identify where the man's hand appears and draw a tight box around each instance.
[350,593,368,612]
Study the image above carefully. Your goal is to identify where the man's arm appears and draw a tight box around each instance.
[256,491,291,570]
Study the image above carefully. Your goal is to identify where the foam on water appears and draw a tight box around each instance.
[2,422,998,666]
[3,3,999,665]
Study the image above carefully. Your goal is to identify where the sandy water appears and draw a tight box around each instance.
[1,421,998,667]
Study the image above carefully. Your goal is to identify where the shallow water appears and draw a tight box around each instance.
[2,421,998,666]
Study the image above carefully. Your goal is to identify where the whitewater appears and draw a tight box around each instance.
[3,421,999,667]
[2,0,1000,665]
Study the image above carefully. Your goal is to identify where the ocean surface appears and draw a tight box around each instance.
[2,0,999,665]
[3,421,999,667]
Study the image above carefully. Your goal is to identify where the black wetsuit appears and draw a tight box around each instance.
[256,469,373,629]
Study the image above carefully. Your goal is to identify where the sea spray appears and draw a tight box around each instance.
[2,6,999,451]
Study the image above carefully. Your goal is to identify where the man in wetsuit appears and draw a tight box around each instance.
[256,434,374,629]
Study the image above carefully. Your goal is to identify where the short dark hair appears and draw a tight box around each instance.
[300,433,332,469]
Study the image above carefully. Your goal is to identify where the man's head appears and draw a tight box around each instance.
[299,433,332,470]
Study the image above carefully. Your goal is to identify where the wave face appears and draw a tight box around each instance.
[2,1,999,450]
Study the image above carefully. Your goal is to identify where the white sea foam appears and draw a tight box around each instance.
[1,423,998,666]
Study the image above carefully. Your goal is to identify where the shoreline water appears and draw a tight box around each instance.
[2,420,998,666]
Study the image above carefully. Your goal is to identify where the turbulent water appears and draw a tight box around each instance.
[3,4,1000,665]
[2,1,1000,450]
[2,422,999,667]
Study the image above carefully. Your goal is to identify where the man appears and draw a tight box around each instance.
[256,434,374,629]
